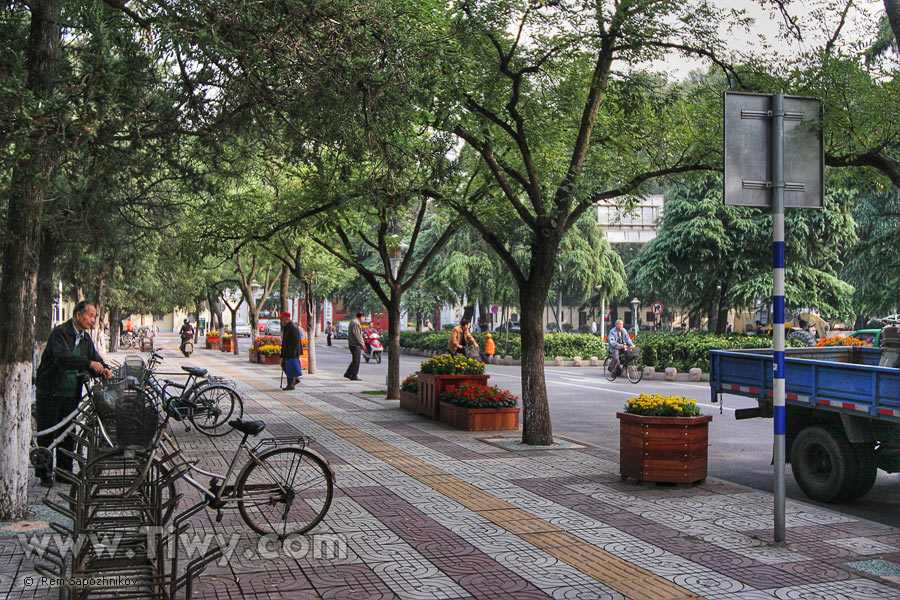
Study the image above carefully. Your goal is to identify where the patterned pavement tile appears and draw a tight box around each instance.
[770,578,900,599]
[825,537,900,556]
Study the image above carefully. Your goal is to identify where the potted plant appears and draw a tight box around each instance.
[248,341,259,363]
[255,336,280,363]
[220,333,234,352]
[617,394,712,485]
[439,383,519,431]
[399,374,418,410]
[416,354,488,419]
[301,338,309,370]
[205,330,220,350]
[257,342,282,365]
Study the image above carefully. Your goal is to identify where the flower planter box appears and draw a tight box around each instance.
[438,401,519,431]
[262,354,281,366]
[205,337,220,350]
[399,390,418,411]
[221,339,234,352]
[249,350,258,363]
[417,373,490,419]
[616,412,712,485]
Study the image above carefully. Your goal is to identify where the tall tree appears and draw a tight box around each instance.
[0,0,62,520]
[434,1,733,444]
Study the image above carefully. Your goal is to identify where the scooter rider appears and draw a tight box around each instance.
[179,318,194,357]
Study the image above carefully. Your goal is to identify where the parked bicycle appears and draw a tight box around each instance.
[86,412,334,538]
[134,350,243,437]
[603,346,644,383]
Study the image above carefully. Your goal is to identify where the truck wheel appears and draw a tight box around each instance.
[790,425,857,503]
[845,444,878,501]
[786,329,816,347]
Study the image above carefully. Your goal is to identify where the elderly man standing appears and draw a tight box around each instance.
[607,318,635,375]
[343,312,365,381]
[35,301,112,487]
[279,311,302,390]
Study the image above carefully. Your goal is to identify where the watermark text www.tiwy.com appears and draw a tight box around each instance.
[18,528,348,567]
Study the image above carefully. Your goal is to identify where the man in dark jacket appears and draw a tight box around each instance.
[279,311,302,390]
[35,301,111,487]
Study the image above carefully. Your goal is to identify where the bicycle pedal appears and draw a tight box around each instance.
[215,510,224,523]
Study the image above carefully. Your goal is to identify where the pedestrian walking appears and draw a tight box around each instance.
[279,311,302,390]
[344,312,365,381]
[325,321,333,346]
[448,318,478,357]
[481,332,496,362]
[34,301,112,487]
[591,319,598,335]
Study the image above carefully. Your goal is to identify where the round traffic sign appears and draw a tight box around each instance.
[491,306,499,314]
[651,302,663,315]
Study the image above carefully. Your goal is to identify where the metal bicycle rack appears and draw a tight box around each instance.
[34,369,222,599]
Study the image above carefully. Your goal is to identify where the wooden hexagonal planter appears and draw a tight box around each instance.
[617,412,712,485]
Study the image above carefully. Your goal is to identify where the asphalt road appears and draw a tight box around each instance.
[306,340,900,528]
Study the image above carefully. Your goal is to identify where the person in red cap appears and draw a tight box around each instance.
[279,311,302,389]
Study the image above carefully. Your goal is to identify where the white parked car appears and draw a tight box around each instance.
[233,321,252,337]
[264,320,282,337]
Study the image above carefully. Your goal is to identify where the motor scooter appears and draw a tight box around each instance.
[362,331,383,364]
[181,334,194,357]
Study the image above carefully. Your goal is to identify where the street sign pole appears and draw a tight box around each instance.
[772,93,787,543]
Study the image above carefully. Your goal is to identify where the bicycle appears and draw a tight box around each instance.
[85,412,334,538]
[603,346,644,383]
[135,349,243,437]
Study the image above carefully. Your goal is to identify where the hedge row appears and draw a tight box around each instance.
[398,331,609,361]
[399,330,795,372]
[633,331,802,372]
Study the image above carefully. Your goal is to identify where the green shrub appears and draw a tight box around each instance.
[633,331,802,372]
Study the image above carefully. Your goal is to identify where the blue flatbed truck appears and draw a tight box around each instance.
[709,326,900,503]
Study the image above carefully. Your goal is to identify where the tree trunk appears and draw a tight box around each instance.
[386,289,402,400]
[208,293,222,331]
[886,0,900,53]
[304,281,317,374]
[715,305,729,334]
[95,274,106,352]
[280,265,290,313]
[0,0,62,521]
[109,307,122,353]
[519,283,553,445]
[75,286,84,303]
[35,228,57,351]
[230,305,240,355]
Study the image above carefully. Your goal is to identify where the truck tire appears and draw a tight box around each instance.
[786,329,816,347]
[844,444,878,501]
[790,425,857,503]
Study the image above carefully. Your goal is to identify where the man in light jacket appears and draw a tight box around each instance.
[608,319,634,374]
[448,318,478,357]
[344,312,365,381]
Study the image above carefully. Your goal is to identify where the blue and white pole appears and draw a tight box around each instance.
[772,93,787,543]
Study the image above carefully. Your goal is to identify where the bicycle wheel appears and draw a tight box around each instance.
[189,384,243,437]
[626,360,644,383]
[236,447,333,538]
[603,357,617,381]
[79,448,177,526]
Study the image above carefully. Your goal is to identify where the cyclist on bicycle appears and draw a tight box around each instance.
[607,319,634,375]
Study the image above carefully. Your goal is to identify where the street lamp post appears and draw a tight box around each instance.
[631,297,640,336]
[594,285,605,340]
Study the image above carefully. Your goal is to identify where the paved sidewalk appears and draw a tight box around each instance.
[3,344,900,599]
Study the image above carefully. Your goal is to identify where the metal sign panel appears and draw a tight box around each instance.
[724,92,824,208]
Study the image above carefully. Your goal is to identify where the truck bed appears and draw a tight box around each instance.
[709,347,900,423]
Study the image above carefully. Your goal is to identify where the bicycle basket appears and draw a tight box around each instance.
[205,375,236,388]
[625,346,641,359]
[118,355,146,382]
[114,389,159,450]
[89,378,126,433]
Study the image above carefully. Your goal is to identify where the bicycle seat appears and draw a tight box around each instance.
[181,366,208,377]
[229,419,266,436]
